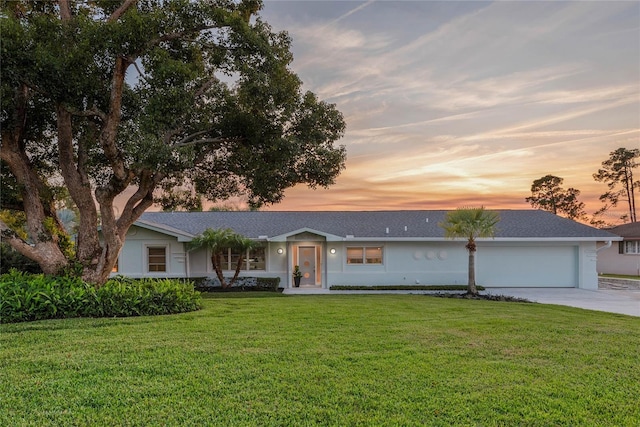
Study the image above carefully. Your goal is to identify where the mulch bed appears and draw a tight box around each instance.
[429,292,533,303]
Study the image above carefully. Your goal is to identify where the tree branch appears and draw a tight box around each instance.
[100,56,129,180]
[117,170,165,232]
[145,25,219,51]
[59,0,72,21]
[107,0,138,23]
[194,76,219,98]
[0,219,39,260]
[132,60,149,84]
[68,105,107,121]
[56,106,101,261]
[172,134,241,148]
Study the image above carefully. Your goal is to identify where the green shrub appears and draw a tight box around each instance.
[194,276,281,292]
[256,277,281,291]
[0,271,201,324]
[96,277,201,317]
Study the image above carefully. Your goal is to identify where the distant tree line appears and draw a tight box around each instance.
[526,147,639,227]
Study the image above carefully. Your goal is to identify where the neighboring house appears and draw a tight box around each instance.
[112,210,620,290]
[597,222,640,276]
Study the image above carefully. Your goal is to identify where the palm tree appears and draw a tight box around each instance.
[188,228,260,288]
[188,228,235,288]
[229,234,259,285]
[439,207,500,295]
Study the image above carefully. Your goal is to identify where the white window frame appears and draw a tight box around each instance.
[346,246,384,265]
[623,240,640,254]
[147,245,168,272]
[209,246,267,272]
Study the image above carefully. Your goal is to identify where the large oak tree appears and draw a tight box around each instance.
[0,0,346,285]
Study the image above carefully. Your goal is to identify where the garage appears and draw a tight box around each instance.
[477,245,578,287]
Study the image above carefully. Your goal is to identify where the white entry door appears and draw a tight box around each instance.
[298,246,317,286]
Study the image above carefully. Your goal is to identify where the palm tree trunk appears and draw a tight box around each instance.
[212,253,228,288]
[230,253,245,285]
[467,248,478,295]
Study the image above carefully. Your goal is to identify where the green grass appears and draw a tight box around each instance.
[600,273,640,280]
[1,294,639,426]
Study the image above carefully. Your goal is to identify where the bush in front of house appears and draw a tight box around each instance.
[0,270,201,324]
[194,276,281,292]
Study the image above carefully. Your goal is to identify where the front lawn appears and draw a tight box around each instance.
[1,294,639,425]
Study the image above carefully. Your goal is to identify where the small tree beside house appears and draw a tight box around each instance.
[439,207,500,296]
[188,228,258,288]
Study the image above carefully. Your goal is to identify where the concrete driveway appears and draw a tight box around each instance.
[486,288,640,317]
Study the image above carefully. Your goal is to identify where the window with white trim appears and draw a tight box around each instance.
[148,246,167,272]
[215,246,266,271]
[347,246,383,264]
[623,241,640,254]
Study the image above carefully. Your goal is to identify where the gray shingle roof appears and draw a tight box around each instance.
[608,222,640,239]
[138,210,619,240]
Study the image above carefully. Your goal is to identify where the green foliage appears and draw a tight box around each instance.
[1,0,346,284]
[525,174,586,220]
[256,277,281,291]
[0,210,28,239]
[95,277,202,317]
[439,207,500,243]
[42,216,75,258]
[293,265,302,278]
[0,271,201,323]
[1,295,638,425]
[193,276,281,292]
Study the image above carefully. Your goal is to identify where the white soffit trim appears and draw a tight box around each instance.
[335,237,623,242]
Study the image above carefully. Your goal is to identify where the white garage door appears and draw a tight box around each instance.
[477,245,577,287]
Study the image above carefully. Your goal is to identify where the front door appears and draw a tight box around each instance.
[298,246,317,286]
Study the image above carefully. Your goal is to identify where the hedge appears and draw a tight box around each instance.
[0,271,201,324]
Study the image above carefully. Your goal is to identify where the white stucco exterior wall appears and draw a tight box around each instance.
[115,226,603,290]
[597,244,640,276]
[115,226,187,278]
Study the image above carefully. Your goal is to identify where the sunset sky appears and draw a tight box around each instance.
[257,0,640,220]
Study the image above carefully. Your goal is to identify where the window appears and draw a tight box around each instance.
[148,247,167,272]
[248,246,266,270]
[215,246,266,271]
[112,258,119,273]
[347,246,383,264]
[347,247,364,264]
[623,241,640,254]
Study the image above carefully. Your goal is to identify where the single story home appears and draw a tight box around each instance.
[113,210,620,290]
[597,222,640,276]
